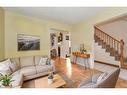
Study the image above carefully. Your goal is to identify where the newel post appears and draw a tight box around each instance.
[120,39,124,68]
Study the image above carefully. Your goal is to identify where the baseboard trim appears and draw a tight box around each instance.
[94,60,119,67]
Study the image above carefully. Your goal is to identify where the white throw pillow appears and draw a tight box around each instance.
[96,72,107,83]
[0,59,12,75]
[38,57,48,65]
[9,61,18,72]
[0,59,11,69]
[0,69,12,75]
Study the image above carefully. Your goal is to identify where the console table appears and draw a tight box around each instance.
[72,52,90,69]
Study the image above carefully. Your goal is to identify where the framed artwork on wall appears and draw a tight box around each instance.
[66,35,69,40]
[58,32,63,42]
[18,34,40,51]
[50,33,56,47]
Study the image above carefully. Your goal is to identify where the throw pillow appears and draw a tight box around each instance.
[46,58,51,65]
[38,57,48,65]
[0,59,12,75]
[96,72,108,83]
[0,69,12,75]
[9,60,18,72]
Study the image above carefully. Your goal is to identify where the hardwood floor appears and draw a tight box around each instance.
[116,78,127,88]
[54,57,127,88]
[54,57,100,87]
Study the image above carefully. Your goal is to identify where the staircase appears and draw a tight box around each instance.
[94,26,124,68]
[94,43,120,66]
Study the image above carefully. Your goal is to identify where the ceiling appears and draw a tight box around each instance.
[4,7,107,25]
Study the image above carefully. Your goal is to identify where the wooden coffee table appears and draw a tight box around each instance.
[35,74,66,88]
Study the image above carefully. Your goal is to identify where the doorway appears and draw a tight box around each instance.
[50,29,71,59]
[58,46,61,57]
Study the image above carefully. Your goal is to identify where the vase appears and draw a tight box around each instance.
[48,79,53,84]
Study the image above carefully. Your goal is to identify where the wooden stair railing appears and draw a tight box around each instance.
[94,25,124,68]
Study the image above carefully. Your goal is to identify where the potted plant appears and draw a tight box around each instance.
[0,74,13,88]
[83,49,87,54]
[80,48,87,54]
[48,72,54,84]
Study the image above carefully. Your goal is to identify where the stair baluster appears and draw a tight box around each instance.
[94,26,124,68]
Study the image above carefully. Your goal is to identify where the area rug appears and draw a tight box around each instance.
[57,72,77,88]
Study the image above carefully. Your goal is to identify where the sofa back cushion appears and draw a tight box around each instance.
[34,56,41,65]
[0,59,12,75]
[96,72,108,83]
[9,61,19,72]
[20,56,34,67]
[34,55,48,65]
[10,58,20,69]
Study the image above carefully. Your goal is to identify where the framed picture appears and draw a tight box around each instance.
[58,32,63,42]
[66,35,69,40]
[50,33,56,47]
[18,34,40,51]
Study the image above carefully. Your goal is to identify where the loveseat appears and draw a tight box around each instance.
[78,68,120,88]
[0,56,55,88]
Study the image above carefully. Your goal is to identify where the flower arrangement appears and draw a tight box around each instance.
[80,44,87,54]
[0,74,13,87]
[80,48,87,54]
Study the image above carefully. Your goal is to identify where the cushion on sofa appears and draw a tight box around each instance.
[10,58,20,68]
[36,65,52,73]
[96,72,108,83]
[20,56,34,67]
[9,61,18,72]
[11,70,23,88]
[0,69,12,76]
[0,59,12,75]
[35,56,48,65]
[20,66,36,76]
[34,56,48,65]
[38,57,48,65]
[34,56,41,65]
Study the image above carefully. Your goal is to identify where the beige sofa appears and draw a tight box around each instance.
[0,56,55,88]
[78,68,120,88]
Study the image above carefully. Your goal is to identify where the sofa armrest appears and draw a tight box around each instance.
[50,60,55,72]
